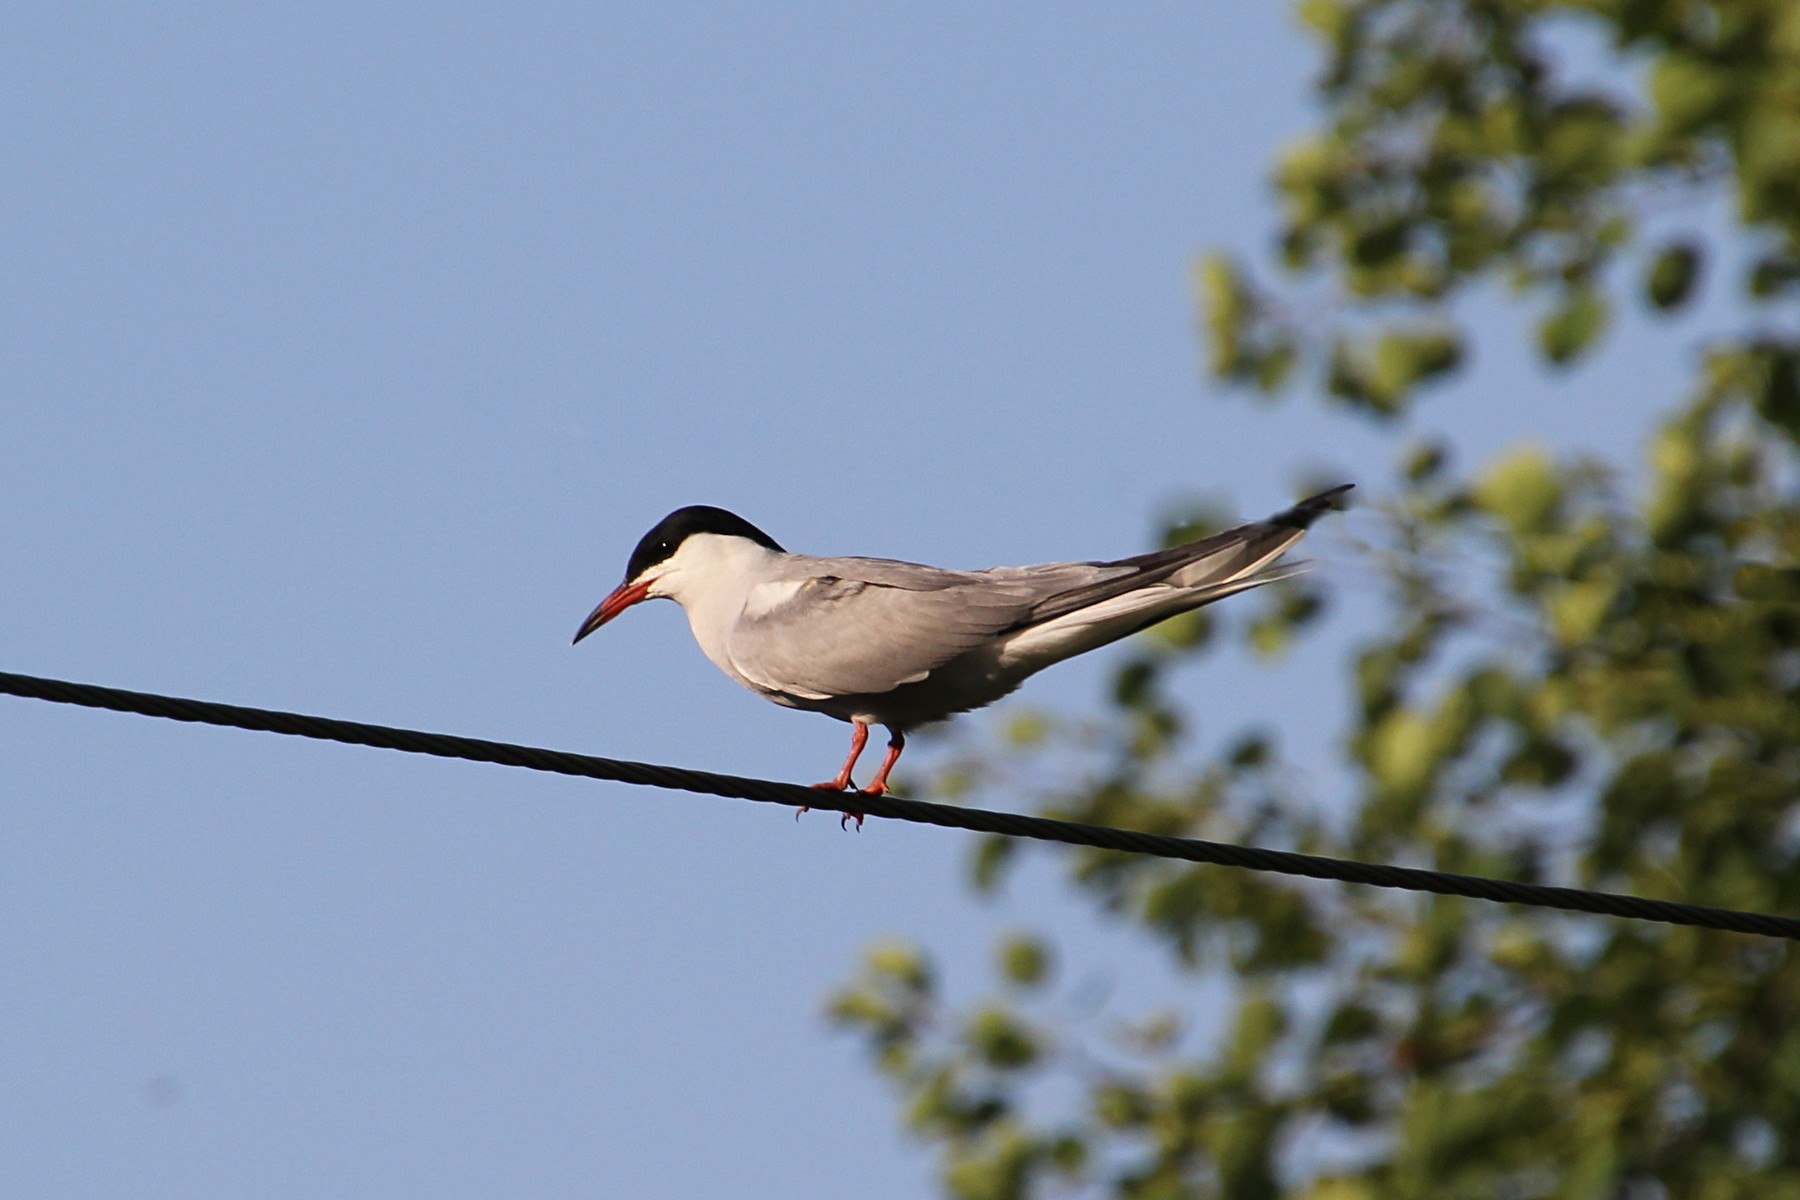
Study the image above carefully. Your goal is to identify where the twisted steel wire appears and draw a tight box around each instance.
[3,668,1796,940]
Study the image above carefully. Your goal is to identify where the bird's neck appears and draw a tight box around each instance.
[666,539,783,674]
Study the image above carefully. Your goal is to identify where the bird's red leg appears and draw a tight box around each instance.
[833,732,904,831]
[797,720,869,823]
[858,730,906,801]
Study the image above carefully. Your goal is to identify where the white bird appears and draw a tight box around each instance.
[573,484,1351,825]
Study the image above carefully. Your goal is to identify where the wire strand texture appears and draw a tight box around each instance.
[3,668,1796,941]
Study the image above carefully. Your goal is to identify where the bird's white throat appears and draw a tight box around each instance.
[644,533,784,681]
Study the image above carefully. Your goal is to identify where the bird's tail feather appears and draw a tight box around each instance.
[1186,558,1309,601]
[999,487,1349,669]
[1267,483,1355,530]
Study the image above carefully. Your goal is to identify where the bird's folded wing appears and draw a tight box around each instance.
[1022,520,1303,625]
[719,487,1350,703]
[725,556,1117,700]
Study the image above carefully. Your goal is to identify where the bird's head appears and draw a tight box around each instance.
[572,505,785,643]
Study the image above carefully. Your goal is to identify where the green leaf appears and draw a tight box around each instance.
[1538,289,1609,365]
[1650,53,1735,134]
[996,935,1051,989]
[1112,658,1159,708]
[1295,0,1348,41]
[868,940,933,992]
[1093,1083,1151,1128]
[1550,579,1616,643]
[969,835,1017,892]
[1366,709,1435,797]
[1402,439,1449,482]
[1372,328,1465,401]
[1323,1003,1381,1046]
[1751,343,1800,437]
[967,1008,1039,1070]
[1645,242,1700,310]
[1474,445,1564,535]
[1003,712,1049,747]
[1227,733,1271,768]
[1749,254,1800,297]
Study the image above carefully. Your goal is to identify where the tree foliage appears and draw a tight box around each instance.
[831,2,1800,1196]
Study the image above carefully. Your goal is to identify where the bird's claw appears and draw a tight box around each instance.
[800,778,858,826]
[836,782,891,830]
[795,801,865,829]
[802,759,885,827]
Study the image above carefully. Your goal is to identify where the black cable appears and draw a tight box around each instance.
[2,668,1796,940]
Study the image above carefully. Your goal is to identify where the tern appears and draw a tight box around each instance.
[573,484,1351,825]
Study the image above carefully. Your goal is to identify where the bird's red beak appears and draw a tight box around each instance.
[572,579,653,644]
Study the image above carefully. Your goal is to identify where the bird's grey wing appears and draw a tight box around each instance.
[725,556,1089,700]
[724,486,1353,702]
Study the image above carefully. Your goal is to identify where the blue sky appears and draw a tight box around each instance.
[0,5,1714,1197]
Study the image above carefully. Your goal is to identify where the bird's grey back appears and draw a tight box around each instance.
[723,484,1352,707]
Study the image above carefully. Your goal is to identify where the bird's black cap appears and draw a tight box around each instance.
[624,505,785,581]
